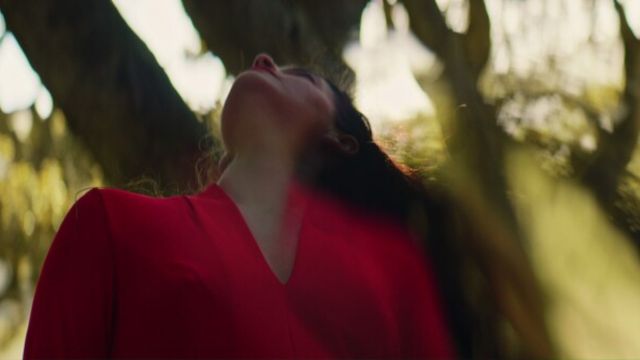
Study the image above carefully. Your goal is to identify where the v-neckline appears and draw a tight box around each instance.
[208,182,311,288]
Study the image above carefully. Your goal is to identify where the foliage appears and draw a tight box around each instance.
[0,107,102,348]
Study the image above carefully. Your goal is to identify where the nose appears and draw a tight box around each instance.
[252,53,277,71]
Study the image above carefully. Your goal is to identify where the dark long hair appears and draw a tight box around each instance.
[304,79,504,358]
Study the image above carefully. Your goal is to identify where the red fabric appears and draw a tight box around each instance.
[23,181,456,359]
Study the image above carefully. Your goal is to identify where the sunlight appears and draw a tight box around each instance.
[622,0,640,36]
[485,0,623,87]
[34,87,52,120]
[0,34,41,114]
[344,0,437,127]
[111,0,225,114]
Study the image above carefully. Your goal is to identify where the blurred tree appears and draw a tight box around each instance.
[401,0,554,357]
[0,0,214,194]
[0,106,103,348]
[573,0,640,246]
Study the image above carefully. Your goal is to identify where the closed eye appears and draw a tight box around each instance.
[283,67,317,85]
[298,72,315,83]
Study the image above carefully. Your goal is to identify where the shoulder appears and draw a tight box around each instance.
[55,187,111,236]
[69,186,191,240]
[83,186,188,214]
[67,187,105,218]
[88,186,176,206]
[67,186,172,221]
[43,188,115,272]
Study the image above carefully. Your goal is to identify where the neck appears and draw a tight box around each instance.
[216,149,298,210]
[215,149,310,254]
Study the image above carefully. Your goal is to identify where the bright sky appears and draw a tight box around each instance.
[344,0,437,123]
[112,0,227,114]
[1,0,640,125]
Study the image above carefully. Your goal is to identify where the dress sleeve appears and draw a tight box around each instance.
[396,231,457,359]
[23,188,115,359]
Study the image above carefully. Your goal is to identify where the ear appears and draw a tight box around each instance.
[322,132,359,155]
[337,133,359,155]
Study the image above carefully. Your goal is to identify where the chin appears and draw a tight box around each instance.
[224,71,288,119]
[220,72,286,145]
[233,70,281,96]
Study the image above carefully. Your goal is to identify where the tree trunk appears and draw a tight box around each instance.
[401,0,555,357]
[182,0,368,87]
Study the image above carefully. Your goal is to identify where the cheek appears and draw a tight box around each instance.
[299,97,334,137]
[274,102,331,142]
[279,86,333,132]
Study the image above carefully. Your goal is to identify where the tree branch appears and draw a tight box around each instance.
[464,0,491,80]
[573,0,640,245]
[401,0,451,58]
[578,0,640,203]
[0,0,213,194]
[402,0,555,357]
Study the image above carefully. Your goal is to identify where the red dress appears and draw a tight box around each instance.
[23,180,455,359]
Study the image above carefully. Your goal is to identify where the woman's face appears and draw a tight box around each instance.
[220,53,336,160]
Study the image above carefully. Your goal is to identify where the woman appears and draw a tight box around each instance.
[23,53,458,359]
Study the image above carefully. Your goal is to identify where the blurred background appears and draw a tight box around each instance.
[0,0,639,358]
